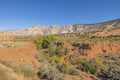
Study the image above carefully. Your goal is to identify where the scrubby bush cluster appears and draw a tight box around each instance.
[37,64,59,80]
[13,66,36,79]
[48,43,69,57]
[34,34,120,80]
[97,53,120,80]
[72,58,102,74]
[34,35,55,49]
[97,65,120,80]
[37,64,67,80]
[34,35,69,58]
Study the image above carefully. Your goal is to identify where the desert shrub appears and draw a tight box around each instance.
[52,56,61,64]
[68,68,81,76]
[13,67,36,79]
[48,45,55,56]
[48,44,63,57]
[97,65,120,80]
[21,68,36,78]
[54,45,64,57]
[49,56,61,65]
[48,43,69,57]
[61,63,69,73]
[77,59,90,72]
[64,47,70,55]
[97,53,120,80]
[55,74,67,80]
[37,64,60,80]
[34,38,43,49]
[57,62,69,73]
[71,58,86,65]
[34,35,55,49]
[41,38,51,48]
[47,42,68,57]
[90,75,100,80]
[73,58,102,74]
[35,51,50,63]
[69,53,79,63]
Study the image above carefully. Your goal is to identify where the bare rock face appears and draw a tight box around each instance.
[2,19,120,36]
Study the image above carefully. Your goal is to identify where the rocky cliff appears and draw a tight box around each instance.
[2,19,120,36]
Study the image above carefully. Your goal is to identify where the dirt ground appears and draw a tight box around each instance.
[0,41,40,70]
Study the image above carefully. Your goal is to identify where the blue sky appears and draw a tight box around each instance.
[0,0,120,30]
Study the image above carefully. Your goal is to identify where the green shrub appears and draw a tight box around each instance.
[61,63,69,73]
[53,56,61,64]
[68,68,81,76]
[54,45,64,57]
[90,75,100,80]
[48,45,55,56]
[34,37,43,49]
[97,65,120,80]
[57,62,69,73]
[13,67,36,79]
[56,74,67,80]
[64,47,70,55]
[37,64,60,80]
[48,42,69,57]
[41,38,51,48]
[49,56,61,65]
[71,58,86,65]
[74,58,102,74]
[97,53,120,80]
[21,68,36,78]
[34,35,55,49]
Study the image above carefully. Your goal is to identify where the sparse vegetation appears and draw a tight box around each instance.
[71,58,102,74]
[97,53,120,80]
[0,28,119,80]
[33,33,120,80]
[56,33,120,43]
[37,64,67,80]
[68,68,81,76]
[13,66,36,80]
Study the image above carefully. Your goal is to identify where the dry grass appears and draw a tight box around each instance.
[0,63,26,80]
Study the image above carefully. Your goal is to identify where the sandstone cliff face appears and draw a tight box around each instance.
[2,19,120,36]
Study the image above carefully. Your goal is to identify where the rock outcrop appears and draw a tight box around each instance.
[1,19,120,36]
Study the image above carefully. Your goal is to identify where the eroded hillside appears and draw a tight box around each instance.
[1,19,120,36]
[0,19,120,80]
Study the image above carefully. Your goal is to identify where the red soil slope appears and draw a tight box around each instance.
[84,42,120,57]
[0,42,40,70]
[71,42,120,58]
[62,41,120,60]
